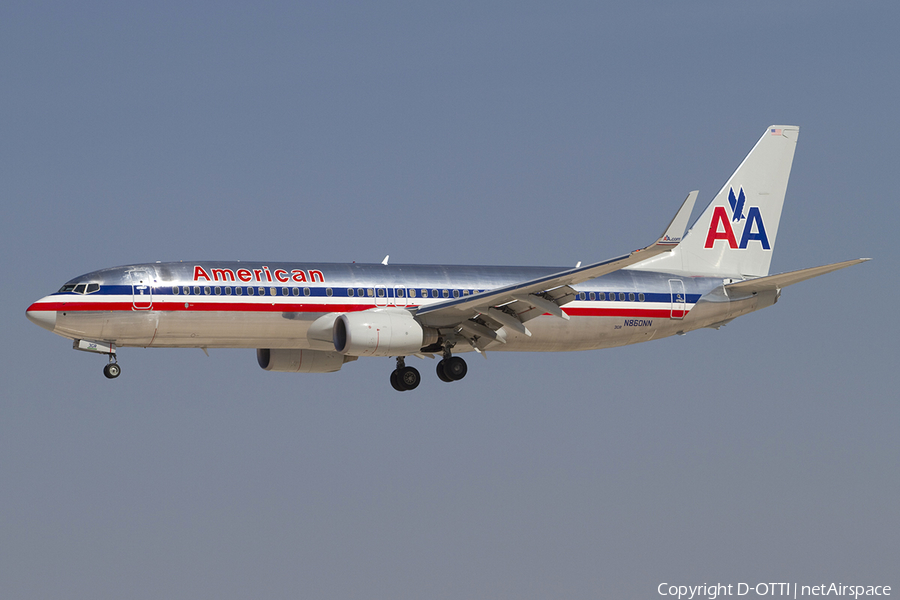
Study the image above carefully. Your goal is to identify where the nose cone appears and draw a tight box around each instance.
[26,302,57,332]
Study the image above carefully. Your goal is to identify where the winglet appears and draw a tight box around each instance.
[656,190,698,246]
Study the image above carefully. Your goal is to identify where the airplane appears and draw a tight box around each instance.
[26,125,869,391]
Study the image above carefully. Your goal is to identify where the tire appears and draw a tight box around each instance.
[390,370,405,391]
[104,363,121,379]
[436,360,453,383]
[398,366,421,390]
[444,356,467,381]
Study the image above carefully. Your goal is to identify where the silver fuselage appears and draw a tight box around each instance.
[27,261,777,353]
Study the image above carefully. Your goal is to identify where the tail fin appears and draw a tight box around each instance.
[632,125,799,278]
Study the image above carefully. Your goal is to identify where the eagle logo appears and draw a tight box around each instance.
[728,187,746,223]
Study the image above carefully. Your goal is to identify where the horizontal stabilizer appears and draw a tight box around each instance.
[725,258,870,295]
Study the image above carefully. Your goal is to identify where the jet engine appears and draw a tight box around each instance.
[256,348,356,373]
[333,309,438,357]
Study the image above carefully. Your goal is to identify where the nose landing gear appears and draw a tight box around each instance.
[103,358,121,379]
[73,340,120,379]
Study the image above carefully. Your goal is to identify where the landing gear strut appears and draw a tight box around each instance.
[436,347,467,383]
[390,357,420,392]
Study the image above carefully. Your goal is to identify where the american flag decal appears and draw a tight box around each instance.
[770,128,782,135]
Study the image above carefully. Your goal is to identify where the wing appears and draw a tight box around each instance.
[413,192,698,349]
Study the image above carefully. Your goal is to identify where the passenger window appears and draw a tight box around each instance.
[194,286,200,295]
[173,286,180,295]
[304,287,311,296]
[348,288,354,297]
[248,287,255,296]
[639,293,645,302]
[397,288,404,298]
[442,289,449,298]
[326,288,333,297]
[367,289,374,297]
[463,290,469,296]
[629,292,635,301]
[409,289,416,298]
[225,287,232,295]
[270,288,277,296]
[453,289,460,298]
[433,290,439,298]
[599,292,605,301]
[578,292,586,300]
[619,293,626,301]
[183,286,190,295]
[589,292,596,301]
[292,287,299,296]
[204,287,211,295]
[258,287,266,295]
[377,288,385,297]
[421,289,428,298]
[235,287,242,296]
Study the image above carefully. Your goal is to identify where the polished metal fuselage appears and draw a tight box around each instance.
[28,261,777,354]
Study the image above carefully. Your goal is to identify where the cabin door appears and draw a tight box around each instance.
[131,269,153,310]
[668,279,686,319]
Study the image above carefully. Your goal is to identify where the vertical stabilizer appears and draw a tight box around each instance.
[632,125,799,278]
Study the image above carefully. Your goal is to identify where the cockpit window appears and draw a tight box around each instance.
[59,282,100,294]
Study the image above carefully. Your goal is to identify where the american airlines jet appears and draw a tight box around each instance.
[26,126,868,391]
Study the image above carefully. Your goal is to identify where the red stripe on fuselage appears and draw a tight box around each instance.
[30,299,686,320]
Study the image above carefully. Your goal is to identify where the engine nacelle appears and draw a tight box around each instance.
[256,348,355,373]
[333,309,437,357]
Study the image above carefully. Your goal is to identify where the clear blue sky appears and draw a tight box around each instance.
[2,2,896,598]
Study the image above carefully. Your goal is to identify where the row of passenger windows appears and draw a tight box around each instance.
[578,291,645,302]
[169,286,647,301]
[56,283,651,301]
[170,286,486,298]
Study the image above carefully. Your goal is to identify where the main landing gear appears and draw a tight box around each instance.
[436,355,467,383]
[389,350,468,391]
[390,357,421,391]
[436,344,467,383]
[388,350,469,392]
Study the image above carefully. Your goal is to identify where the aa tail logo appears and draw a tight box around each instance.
[704,187,770,250]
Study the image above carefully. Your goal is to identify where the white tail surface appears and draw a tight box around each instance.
[632,125,799,278]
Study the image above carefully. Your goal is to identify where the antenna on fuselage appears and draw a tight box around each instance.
[382,255,389,265]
